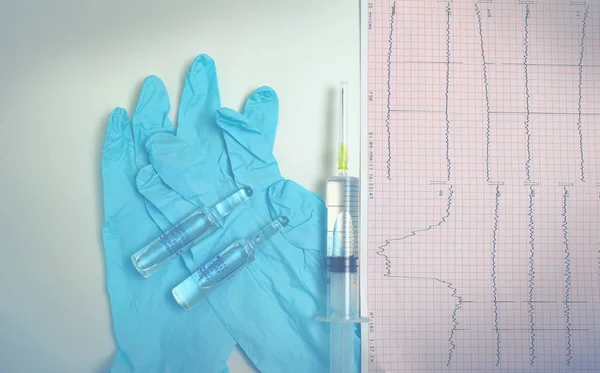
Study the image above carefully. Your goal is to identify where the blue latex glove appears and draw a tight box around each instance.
[135,55,361,372]
[101,73,237,372]
[138,101,332,373]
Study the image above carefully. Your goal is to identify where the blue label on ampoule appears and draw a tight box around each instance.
[162,225,192,255]
[196,255,230,288]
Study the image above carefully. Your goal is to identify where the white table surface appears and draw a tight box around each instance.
[0,1,360,372]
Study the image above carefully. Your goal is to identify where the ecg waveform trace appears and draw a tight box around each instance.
[365,0,600,372]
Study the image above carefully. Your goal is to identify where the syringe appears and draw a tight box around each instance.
[317,82,367,373]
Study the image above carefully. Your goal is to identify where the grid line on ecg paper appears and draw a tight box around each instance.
[365,0,600,372]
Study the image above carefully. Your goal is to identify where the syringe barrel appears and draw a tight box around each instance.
[326,176,360,258]
[325,270,361,321]
[323,175,363,321]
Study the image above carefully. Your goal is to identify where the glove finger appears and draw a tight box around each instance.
[217,108,281,189]
[266,180,327,253]
[132,75,175,167]
[137,164,199,225]
[102,108,140,219]
[177,54,222,145]
[144,200,174,233]
[241,86,279,152]
[146,132,235,206]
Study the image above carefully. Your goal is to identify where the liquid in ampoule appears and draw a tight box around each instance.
[131,187,253,277]
[172,216,289,310]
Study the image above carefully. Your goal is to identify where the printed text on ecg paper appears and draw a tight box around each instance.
[366,0,600,372]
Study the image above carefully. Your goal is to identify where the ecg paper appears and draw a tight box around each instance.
[363,0,600,371]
